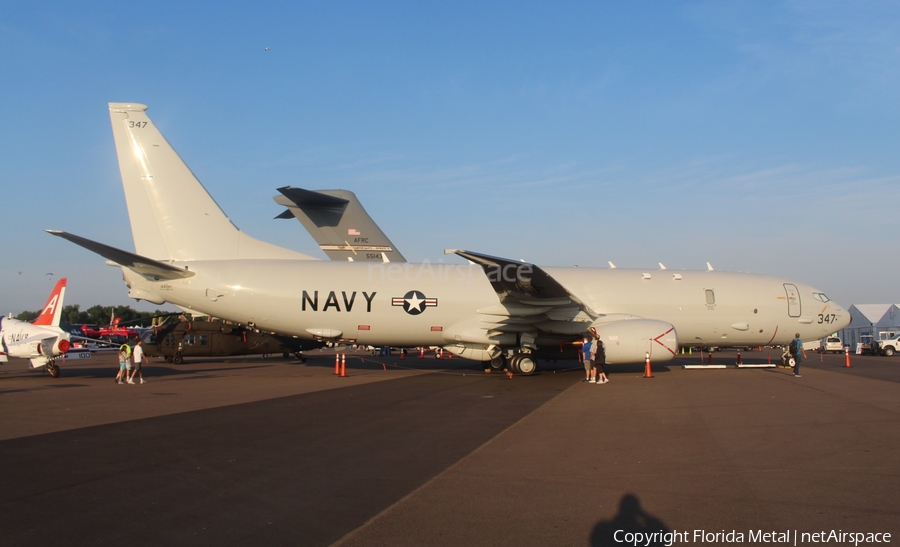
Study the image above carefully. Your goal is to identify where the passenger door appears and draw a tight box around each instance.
[784,284,800,318]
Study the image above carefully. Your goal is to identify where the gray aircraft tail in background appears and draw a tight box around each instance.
[274,187,406,263]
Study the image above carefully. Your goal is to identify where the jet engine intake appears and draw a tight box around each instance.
[589,319,678,364]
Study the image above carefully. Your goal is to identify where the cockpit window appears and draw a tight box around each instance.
[813,293,830,303]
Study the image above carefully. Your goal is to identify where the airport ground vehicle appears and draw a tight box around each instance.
[856,335,876,355]
[822,336,843,353]
[874,333,900,356]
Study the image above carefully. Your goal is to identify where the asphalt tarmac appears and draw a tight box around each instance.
[1,350,898,546]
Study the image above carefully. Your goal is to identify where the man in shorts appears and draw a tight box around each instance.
[128,339,148,384]
[582,337,594,383]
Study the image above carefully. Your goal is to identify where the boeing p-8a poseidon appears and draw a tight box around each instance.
[49,103,849,374]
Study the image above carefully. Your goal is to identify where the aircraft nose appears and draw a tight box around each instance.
[835,305,851,330]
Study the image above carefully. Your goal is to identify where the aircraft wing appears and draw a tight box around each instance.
[446,249,595,338]
[46,231,195,280]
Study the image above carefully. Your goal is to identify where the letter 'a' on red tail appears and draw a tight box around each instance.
[33,278,67,327]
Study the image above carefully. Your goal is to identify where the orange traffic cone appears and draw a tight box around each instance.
[643,352,654,378]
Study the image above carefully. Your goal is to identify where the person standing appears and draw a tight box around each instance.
[115,344,129,384]
[128,339,148,384]
[582,338,594,383]
[591,338,609,384]
[790,333,806,378]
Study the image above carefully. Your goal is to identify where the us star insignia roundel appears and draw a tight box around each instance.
[391,290,438,315]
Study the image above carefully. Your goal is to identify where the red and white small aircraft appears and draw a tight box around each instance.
[0,278,87,378]
[80,316,142,341]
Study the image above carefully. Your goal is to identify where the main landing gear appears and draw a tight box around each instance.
[508,353,537,375]
[487,352,537,375]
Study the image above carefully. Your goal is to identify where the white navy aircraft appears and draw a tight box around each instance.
[49,103,850,374]
[1,278,79,377]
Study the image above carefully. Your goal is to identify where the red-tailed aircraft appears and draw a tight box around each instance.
[80,316,142,341]
[1,278,92,377]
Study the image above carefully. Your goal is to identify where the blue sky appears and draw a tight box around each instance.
[2,1,899,314]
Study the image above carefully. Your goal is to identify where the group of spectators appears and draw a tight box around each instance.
[115,339,148,385]
[581,332,609,384]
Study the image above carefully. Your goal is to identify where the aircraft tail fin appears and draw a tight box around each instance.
[33,278,67,327]
[107,103,314,261]
[274,187,406,262]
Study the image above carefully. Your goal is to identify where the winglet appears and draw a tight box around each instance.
[32,278,67,327]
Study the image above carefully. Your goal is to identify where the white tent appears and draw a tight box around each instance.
[840,304,900,348]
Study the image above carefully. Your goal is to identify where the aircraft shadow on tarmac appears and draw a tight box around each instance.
[591,493,672,547]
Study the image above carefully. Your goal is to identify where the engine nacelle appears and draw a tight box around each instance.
[589,319,678,364]
[40,337,70,357]
[442,343,501,362]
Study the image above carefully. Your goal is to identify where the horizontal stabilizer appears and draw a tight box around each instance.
[46,231,195,280]
[277,186,350,209]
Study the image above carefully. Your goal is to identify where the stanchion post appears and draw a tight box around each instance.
[844,346,852,368]
[340,353,347,377]
[334,353,340,375]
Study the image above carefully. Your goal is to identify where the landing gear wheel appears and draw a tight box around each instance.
[173,353,184,365]
[508,355,522,374]
[488,355,507,372]
[516,355,537,375]
[47,363,60,378]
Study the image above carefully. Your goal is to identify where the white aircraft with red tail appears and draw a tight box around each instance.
[1,278,85,377]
